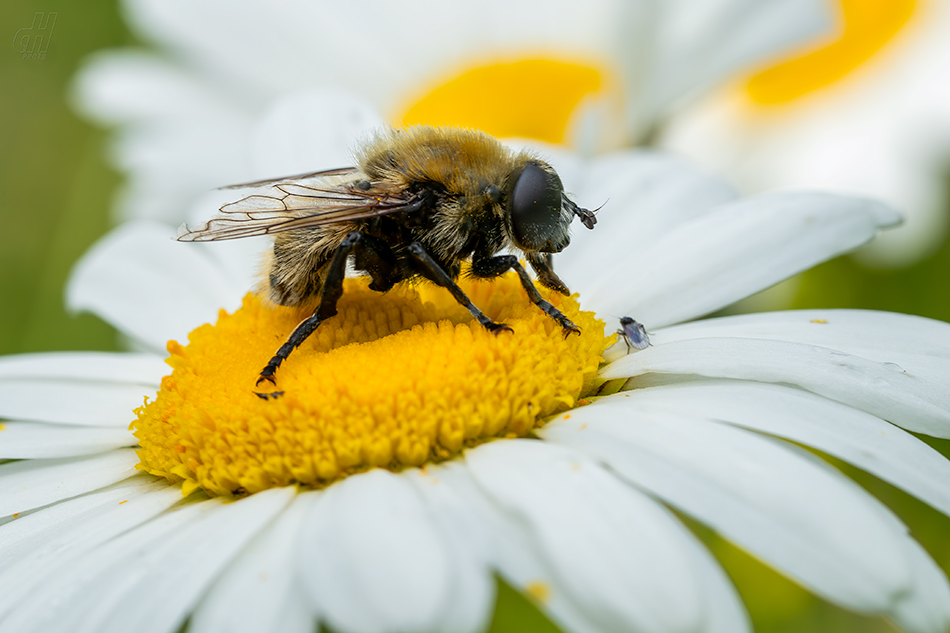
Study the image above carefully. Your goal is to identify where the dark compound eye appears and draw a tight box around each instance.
[509,162,564,251]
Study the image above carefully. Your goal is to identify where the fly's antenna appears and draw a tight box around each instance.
[564,196,600,230]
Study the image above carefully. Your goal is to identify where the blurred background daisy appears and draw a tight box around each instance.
[2,0,950,631]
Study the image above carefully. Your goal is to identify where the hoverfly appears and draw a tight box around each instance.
[178,126,597,392]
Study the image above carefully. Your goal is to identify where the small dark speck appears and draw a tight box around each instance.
[356,180,372,191]
[254,391,284,400]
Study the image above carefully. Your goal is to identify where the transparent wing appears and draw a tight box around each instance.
[218,167,360,190]
[177,171,422,242]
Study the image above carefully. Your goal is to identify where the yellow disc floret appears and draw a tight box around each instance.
[133,273,607,497]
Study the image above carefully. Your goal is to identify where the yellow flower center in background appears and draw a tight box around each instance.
[398,58,605,144]
[746,0,917,104]
[133,274,607,497]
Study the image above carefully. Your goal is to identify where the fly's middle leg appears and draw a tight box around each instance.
[407,242,513,334]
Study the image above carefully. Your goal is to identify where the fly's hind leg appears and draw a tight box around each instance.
[256,231,380,391]
[407,242,512,334]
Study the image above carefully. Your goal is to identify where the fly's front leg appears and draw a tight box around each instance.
[525,252,569,296]
[256,231,364,392]
[471,253,580,336]
[407,242,512,334]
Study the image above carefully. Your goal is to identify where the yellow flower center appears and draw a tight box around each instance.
[396,58,607,144]
[746,0,917,104]
[133,274,607,497]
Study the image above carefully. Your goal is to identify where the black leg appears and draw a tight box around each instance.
[526,252,569,296]
[256,231,363,389]
[471,254,580,336]
[353,232,401,292]
[407,242,512,334]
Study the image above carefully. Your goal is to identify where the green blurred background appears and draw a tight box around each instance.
[2,1,949,632]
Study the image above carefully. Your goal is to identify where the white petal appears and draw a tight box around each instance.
[0,478,180,620]
[658,309,950,384]
[123,0,648,118]
[0,497,219,633]
[2,487,294,633]
[542,398,938,620]
[0,422,136,458]
[0,449,139,517]
[466,439,723,633]
[189,492,315,633]
[891,540,950,633]
[111,119,250,222]
[73,51,237,125]
[600,337,950,438]
[602,380,950,517]
[66,221,244,352]
[0,476,160,565]
[298,469,451,633]
[403,466,497,633]
[409,459,631,633]
[680,531,752,633]
[249,89,385,178]
[557,150,736,290]
[73,51,252,221]
[0,379,150,426]
[586,192,899,328]
[0,352,167,384]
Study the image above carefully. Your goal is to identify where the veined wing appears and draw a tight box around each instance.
[177,172,421,242]
[218,166,359,190]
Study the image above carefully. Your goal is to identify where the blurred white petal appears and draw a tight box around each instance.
[585,191,899,326]
[0,422,136,459]
[893,540,950,633]
[663,0,950,266]
[636,0,831,131]
[71,0,835,223]
[67,222,246,352]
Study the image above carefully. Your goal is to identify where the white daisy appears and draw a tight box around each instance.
[3,143,949,633]
[663,0,950,266]
[72,0,833,223]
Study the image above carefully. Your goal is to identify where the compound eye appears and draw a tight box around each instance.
[510,162,563,251]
